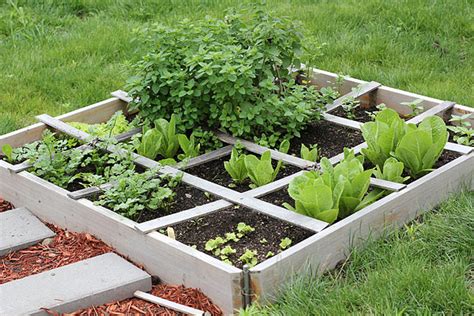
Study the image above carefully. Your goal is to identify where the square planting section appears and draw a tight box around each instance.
[0,69,473,315]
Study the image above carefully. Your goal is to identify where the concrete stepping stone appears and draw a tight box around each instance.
[0,207,55,256]
[0,252,152,315]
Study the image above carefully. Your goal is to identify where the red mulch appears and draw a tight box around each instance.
[70,284,223,316]
[0,224,114,285]
[0,197,222,315]
[0,197,14,212]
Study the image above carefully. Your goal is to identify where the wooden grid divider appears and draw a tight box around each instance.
[325,81,381,112]
[407,101,455,124]
[35,114,329,233]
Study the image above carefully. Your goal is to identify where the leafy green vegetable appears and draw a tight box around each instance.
[154,114,180,159]
[224,148,248,184]
[279,238,292,250]
[244,151,281,188]
[1,144,13,162]
[205,237,226,255]
[133,127,162,159]
[69,111,133,138]
[392,116,448,178]
[95,169,180,220]
[361,108,410,168]
[237,222,255,236]
[401,99,424,118]
[177,134,200,161]
[285,149,381,223]
[448,114,473,146]
[300,144,318,162]
[239,249,258,268]
[373,157,409,184]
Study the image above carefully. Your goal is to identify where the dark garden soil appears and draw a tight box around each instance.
[0,198,14,212]
[171,206,314,269]
[329,105,412,123]
[185,155,302,192]
[288,120,364,158]
[73,284,223,316]
[0,224,114,285]
[259,186,293,207]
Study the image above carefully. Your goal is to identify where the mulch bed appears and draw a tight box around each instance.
[0,198,14,212]
[186,155,302,192]
[172,205,314,268]
[71,284,223,316]
[0,224,114,285]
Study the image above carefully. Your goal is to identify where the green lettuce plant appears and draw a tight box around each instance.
[177,134,200,160]
[392,116,448,178]
[133,127,162,160]
[373,157,409,184]
[224,147,248,184]
[154,114,180,159]
[361,108,408,168]
[244,151,282,188]
[300,144,318,162]
[285,149,381,223]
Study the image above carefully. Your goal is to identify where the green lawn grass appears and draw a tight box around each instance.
[1,0,472,314]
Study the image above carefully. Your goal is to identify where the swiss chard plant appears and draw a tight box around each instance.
[126,7,327,147]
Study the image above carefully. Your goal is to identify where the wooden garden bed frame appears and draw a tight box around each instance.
[0,68,472,315]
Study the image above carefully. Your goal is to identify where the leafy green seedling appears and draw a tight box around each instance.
[177,134,200,160]
[266,251,275,258]
[225,232,240,242]
[279,237,292,250]
[245,151,282,188]
[220,245,236,259]
[205,237,226,255]
[401,99,424,118]
[448,114,473,146]
[373,157,410,184]
[279,139,290,154]
[237,222,255,238]
[300,144,318,162]
[259,238,268,244]
[224,147,248,184]
[239,249,258,268]
[1,144,13,162]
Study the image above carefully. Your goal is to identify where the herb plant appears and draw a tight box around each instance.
[126,8,326,146]
[95,169,180,220]
[448,114,473,146]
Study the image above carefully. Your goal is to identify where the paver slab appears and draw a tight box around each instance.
[0,253,152,315]
[0,207,55,256]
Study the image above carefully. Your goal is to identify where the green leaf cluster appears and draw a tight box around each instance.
[95,169,180,220]
[245,151,282,188]
[285,149,381,223]
[361,108,448,178]
[69,111,134,138]
[126,8,329,146]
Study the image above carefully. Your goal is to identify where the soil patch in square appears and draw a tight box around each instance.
[185,155,302,192]
[329,106,412,123]
[171,206,314,269]
[288,120,364,158]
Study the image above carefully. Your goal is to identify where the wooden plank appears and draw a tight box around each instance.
[8,161,32,173]
[369,178,406,191]
[407,101,455,124]
[0,162,242,315]
[444,142,474,154]
[0,98,125,148]
[67,183,113,200]
[177,145,233,170]
[326,81,381,112]
[111,90,132,103]
[251,152,474,305]
[36,114,91,142]
[115,127,142,142]
[134,291,206,316]
[215,131,315,169]
[136,200,232,233]
[322,113,362,130]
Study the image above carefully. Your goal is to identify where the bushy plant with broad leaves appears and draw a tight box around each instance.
[126,7,328,147]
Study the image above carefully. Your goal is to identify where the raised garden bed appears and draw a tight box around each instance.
[0,68,473,315]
